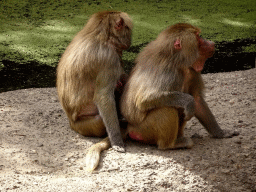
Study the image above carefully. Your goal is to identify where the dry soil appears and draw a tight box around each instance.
[0,69,256,192]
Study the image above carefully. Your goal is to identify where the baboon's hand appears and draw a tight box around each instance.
[213,130,239,138]
[112,145,126,153]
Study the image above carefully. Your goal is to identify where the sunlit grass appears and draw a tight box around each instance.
[0,0,255,67]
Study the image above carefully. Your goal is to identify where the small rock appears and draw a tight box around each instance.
[229,98,236,104]
[243,154,249,158]
[221,168,230,174]
[191,133,203,138]
[70,158,75,163]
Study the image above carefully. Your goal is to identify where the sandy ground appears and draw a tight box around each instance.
[0,68,255,192]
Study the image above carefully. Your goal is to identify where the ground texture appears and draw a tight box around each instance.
[0,69,255,192]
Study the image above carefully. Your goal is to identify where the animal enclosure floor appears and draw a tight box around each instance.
[0,69,255,192]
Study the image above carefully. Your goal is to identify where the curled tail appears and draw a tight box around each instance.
[86,137,111,172]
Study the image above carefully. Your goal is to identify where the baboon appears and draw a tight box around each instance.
[86,23,239,172]
[120,23,239,149]
[56,11,133,171]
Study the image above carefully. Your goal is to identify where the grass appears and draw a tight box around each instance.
[0,0,255,92]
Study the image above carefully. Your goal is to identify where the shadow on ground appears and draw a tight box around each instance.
[0,38,255,93]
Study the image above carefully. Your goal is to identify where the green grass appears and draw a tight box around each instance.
[0,0,255,92]
[0,0,255,67]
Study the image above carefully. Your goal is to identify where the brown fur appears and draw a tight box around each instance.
[121,23,238,150]
[56,11,133,172]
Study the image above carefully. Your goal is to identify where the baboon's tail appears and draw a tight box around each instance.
[86,137,111,172]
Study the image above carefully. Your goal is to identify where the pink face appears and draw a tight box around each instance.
[191,34,215,72]
[173,33,215,72]
[196,34,215,58]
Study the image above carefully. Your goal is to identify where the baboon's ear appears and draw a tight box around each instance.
[174,39,182,50]
[115,18,124,30]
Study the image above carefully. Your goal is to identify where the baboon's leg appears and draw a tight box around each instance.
[70,116,106,137]
[128,107,193,149]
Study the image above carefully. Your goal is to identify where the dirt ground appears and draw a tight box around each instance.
[0,68,255,192]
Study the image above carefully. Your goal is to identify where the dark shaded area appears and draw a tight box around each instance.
[0,38,255,93]
[0,61,56,93]
[204,38,256,73]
